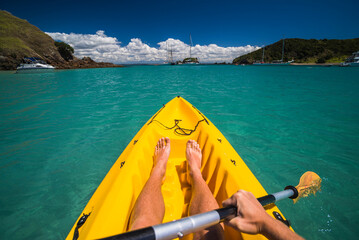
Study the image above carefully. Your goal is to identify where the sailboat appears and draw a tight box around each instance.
[253,38,293,66]
[169,47,175,65]
[164,42,175,65]
[182,34,199,64]
[253,46,266,65]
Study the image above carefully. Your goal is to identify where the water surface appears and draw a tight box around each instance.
[1,65,358,239]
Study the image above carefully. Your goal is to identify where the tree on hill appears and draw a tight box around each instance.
[182,57,199,63]
[55,41,74,61]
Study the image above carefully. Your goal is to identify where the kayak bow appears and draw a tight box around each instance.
[66,96,292,240]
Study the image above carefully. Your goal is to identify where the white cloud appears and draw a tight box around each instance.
[46,31,260,63]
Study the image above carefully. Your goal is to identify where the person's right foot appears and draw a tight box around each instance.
[186,139,202,179]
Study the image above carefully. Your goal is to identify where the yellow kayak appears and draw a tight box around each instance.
[66,96,291,240]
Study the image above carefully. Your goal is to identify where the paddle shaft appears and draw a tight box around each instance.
[99,186,298,240]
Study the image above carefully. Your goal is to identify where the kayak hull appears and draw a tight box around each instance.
[66,96,291,240]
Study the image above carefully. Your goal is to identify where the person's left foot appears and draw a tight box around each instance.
[153,137,170,179]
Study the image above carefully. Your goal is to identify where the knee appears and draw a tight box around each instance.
[130,217,158,231]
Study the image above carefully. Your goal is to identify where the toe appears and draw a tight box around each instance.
[162,138,166,148]
[160,138,164,148]
[190,140,195,148]
[165,137,170,147]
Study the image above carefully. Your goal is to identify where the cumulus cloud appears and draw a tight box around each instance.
[46,31,260,63]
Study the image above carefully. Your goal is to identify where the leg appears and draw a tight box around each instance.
[187,140,224,240]
[130,137,170,230]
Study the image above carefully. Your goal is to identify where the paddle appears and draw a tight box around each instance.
[99,171,321,240]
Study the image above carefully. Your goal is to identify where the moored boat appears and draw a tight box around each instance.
[16,57,55,73]
[66,96,292,240]
[253,39,293,66]
[182,34,199,64]
[341,51,359,67]
[164,42,176,65]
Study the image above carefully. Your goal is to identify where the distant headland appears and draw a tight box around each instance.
[0,10,123,70]
[233,38,359,65]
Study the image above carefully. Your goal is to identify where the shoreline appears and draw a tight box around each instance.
[290,62,341,66]
[0,62,346,71]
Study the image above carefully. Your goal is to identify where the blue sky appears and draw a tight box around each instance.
[1,0,358,63]
[2,0,358,46]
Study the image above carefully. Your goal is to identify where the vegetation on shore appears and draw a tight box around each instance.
[181,57,199,64]
[233,38,359,65]
[0,10,122,70]
[55,41,74,61]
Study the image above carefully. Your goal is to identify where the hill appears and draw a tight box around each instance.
[0,10,122,70]
[233,38,359,65]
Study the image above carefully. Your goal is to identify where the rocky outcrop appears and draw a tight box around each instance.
[52,57,122,69]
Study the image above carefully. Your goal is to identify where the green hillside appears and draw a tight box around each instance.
[233,38,359,64]
[0,10,65,69]
[0,10,122,70]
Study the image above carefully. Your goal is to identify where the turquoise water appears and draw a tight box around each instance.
[0,65,358,239]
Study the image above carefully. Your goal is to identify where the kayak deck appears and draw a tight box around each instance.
[66,96,291,240]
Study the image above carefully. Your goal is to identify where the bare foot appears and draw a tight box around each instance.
[153,137,170,177]
[186,139,202,180]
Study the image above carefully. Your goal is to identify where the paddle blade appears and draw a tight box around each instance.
[294,171,321,204]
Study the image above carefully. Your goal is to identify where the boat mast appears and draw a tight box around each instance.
[281,38,285,62]
[166,42,169,63]
[170,45,173,63]
[262,46,265,63]
[189,34,193,58]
